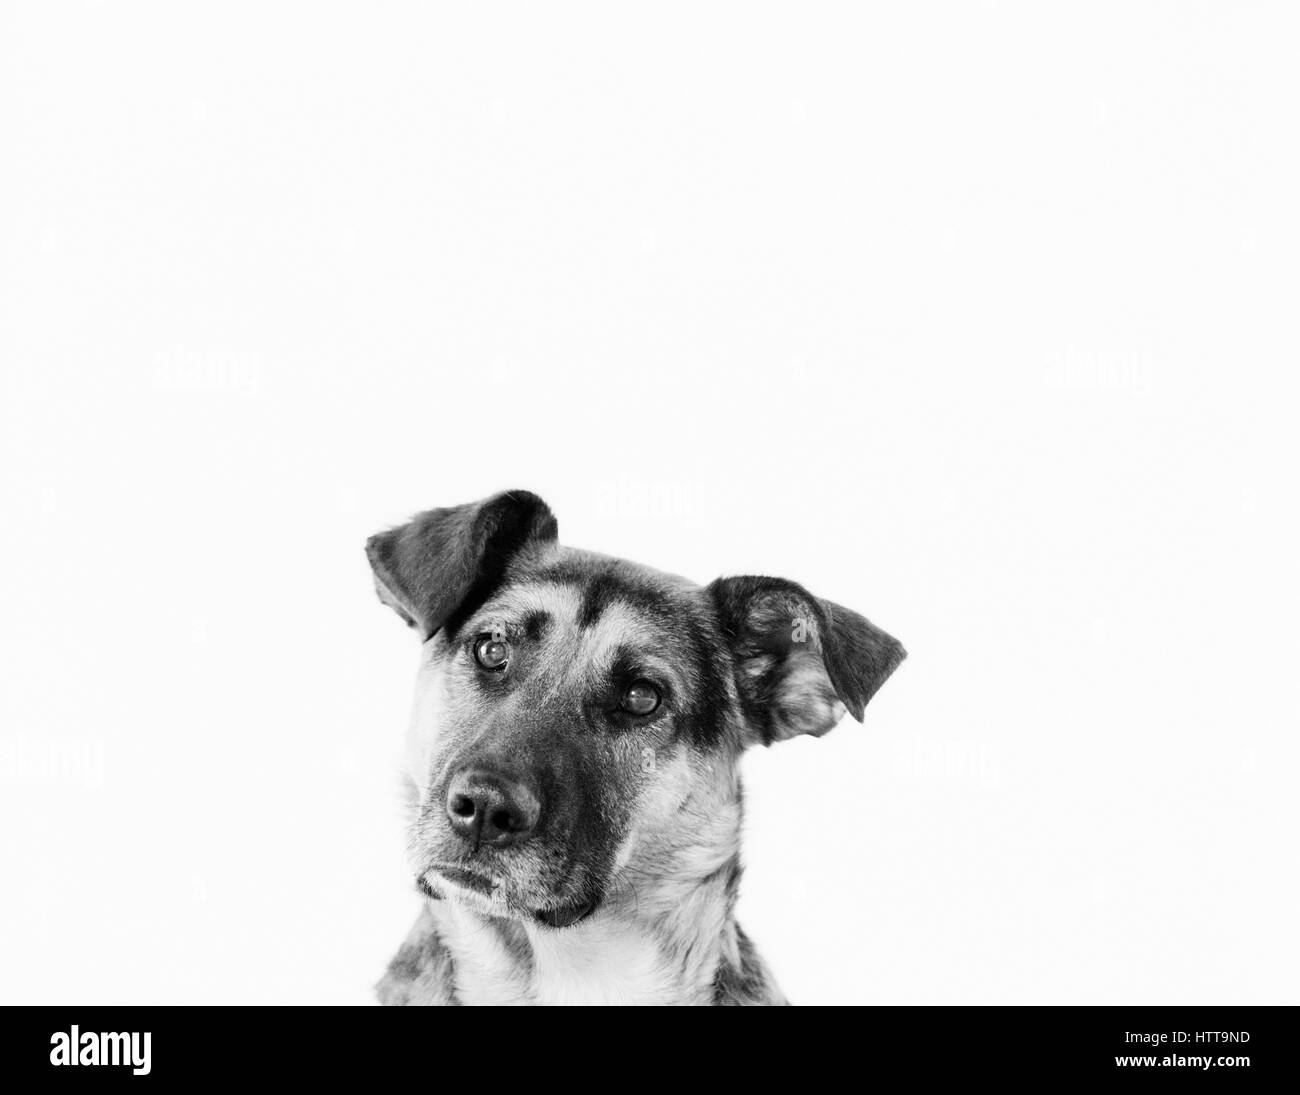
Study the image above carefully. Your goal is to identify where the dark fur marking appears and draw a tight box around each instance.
[713,925,787,1006]
[521,609,550,642]
[679,607,734,748]
[376,907,461,1006]
[576,572,618,629]
[566,567,676,630]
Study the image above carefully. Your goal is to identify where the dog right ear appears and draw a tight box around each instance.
[708,575,905,745]
[365,490,557,640]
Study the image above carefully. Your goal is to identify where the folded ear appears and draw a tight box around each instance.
[365,490,557,639]
[707,575,906,745]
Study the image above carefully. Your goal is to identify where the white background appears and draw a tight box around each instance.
[2,2,1297,1005]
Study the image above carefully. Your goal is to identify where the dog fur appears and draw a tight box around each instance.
[367,490,904,1005]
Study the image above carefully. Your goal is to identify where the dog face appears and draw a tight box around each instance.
[367,491,905,928]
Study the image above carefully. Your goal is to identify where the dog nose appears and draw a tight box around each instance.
[445,769,540,849]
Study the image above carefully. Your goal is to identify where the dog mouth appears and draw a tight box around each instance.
[532,899,596,929]
[432,866,498,896]
[424,866,597,928]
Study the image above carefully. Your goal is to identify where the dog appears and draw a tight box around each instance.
[367,490,905,1005]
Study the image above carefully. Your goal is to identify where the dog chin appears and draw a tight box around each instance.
[418,869,599,929]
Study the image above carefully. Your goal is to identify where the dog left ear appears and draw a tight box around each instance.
[365,490,557,640]
[707,575,906,745]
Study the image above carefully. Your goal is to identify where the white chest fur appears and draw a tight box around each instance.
[525,920,680,1006]
[436,904,689,1006]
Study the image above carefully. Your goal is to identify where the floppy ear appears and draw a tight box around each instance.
[365,490,557,639]
[707,575,905,745]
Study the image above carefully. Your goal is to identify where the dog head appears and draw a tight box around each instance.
[367,490,905,928]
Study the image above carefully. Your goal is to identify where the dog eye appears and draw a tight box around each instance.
[620,681,660,716]
[473,635,510,671]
